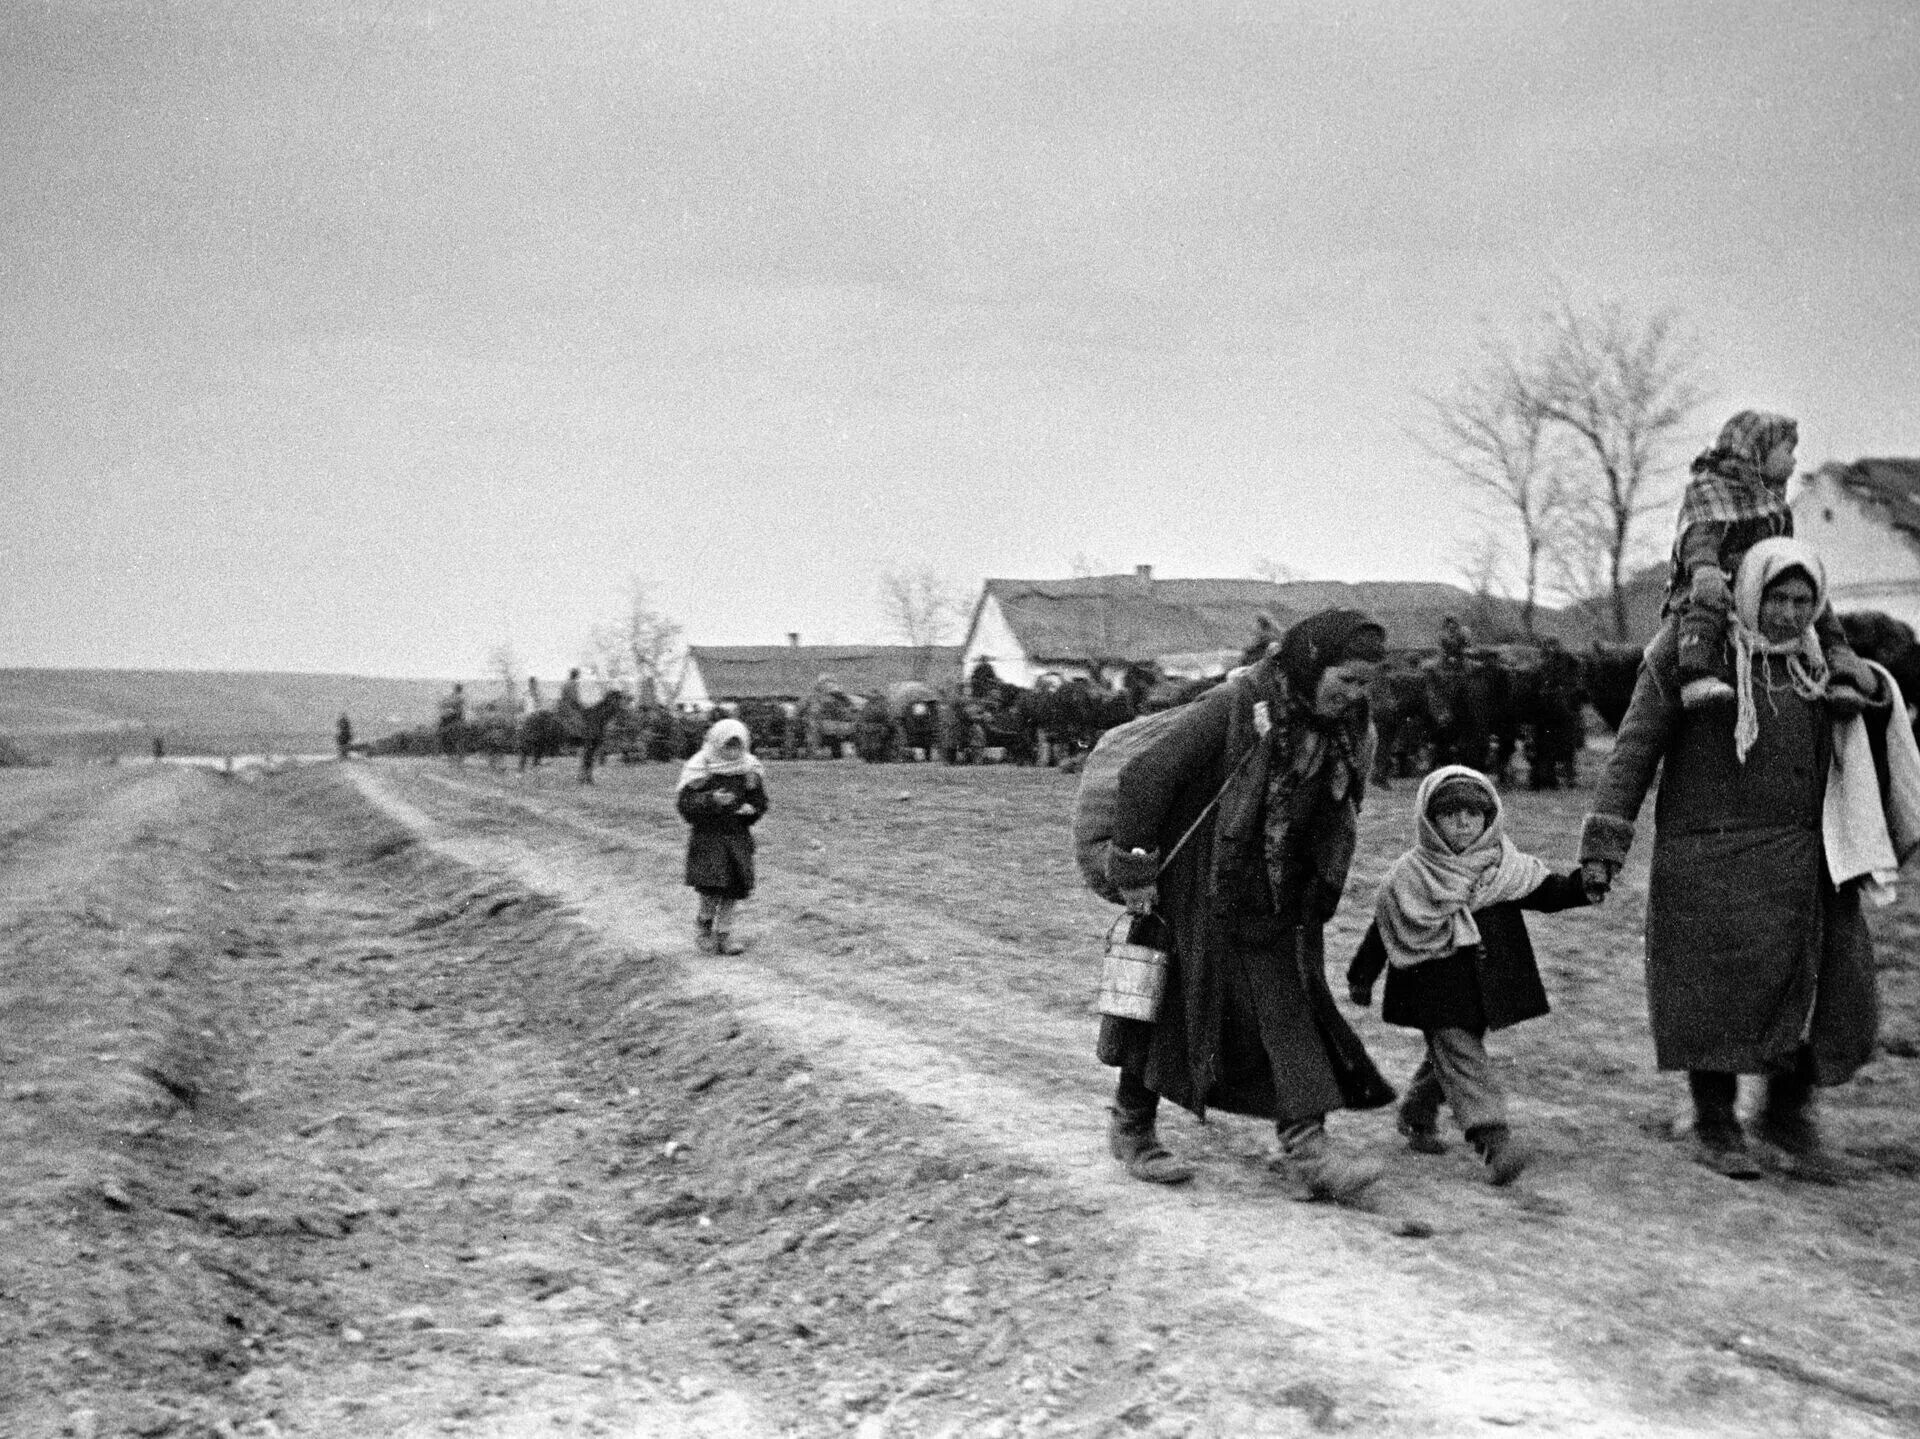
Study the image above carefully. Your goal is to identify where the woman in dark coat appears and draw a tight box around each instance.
[676,718,769,955]
[1580,538,1883,1180]
[1100,609,1397,1201]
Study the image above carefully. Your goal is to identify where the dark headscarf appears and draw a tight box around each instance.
[1273,609,1387,716]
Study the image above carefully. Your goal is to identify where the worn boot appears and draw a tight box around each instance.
[1271,1123,1382,1203]
[1107,1108,1194,1185]
[712,932,746,956]
[1689,1072,1760,1180]
[1396,1103,1449,1156]
[694,912,718,955]
[1467,1123,1527,1186]
[1754,1069,1843,1183]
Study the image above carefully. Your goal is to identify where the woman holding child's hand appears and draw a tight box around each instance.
[1581,538,1888,1182]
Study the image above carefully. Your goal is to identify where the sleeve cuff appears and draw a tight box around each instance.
[1107,846,1161,891]
[1579,813,1635,868]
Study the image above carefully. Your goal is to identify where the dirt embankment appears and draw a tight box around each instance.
[5,758,1920,1438]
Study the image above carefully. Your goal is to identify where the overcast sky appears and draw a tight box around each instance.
[4,0,1915,679]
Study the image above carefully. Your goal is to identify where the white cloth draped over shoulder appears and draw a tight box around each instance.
[1824,660,1920,906]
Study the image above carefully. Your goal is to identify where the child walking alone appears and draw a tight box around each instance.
[1347,766,1596,1185]
[676,717,768,954]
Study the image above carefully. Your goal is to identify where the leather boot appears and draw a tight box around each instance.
[1689,1072,1760,1180]
[1271,1123,1382,1203]
[1107,1108,1194,1185]
[1397,1100,1448,1155]
[1755,1068,1843,1183]
[1467,1123,1527,1186]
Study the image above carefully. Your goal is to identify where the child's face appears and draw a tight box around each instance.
[1433,805,1488,852]
[1763,437,1797,485]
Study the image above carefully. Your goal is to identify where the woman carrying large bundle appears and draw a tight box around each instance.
[1099,609,1396,1201]
[1580,537,1902,1180]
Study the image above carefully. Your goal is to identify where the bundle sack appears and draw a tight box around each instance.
[1071,704,1194,904]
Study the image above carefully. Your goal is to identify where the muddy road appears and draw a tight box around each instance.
[5,758,1920,1437]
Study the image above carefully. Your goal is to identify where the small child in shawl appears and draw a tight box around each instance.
[675,717,768,954]
[1666,409,1871,711]
[1347,767,1595,1185]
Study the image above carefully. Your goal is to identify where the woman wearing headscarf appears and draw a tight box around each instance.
[1098,609,1397,1200]
[1581,538,1886,1179]
[676,717,769,954]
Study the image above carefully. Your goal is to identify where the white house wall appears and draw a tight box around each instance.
[674,658,712,711]
[963,596,1044,687]
[1794,473,1920,631]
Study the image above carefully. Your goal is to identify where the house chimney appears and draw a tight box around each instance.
[787,632,800,648]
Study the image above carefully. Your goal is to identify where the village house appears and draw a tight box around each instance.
[1793,459,1920,632]
[674,636,963,711]
[960,566,1578,688]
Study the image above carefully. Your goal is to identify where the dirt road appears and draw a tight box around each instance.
[6,759,1919,1437]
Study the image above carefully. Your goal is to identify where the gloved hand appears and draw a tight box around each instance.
[1580,859,1615,904]
[1689,565,1732,614]
[1119,884,1158,916]
[1348,982,1373,1008]
[1828,651,1882,702]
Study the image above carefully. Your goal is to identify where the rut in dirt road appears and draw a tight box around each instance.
[349,762,1911,1439]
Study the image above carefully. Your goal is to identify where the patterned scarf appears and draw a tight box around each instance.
[1372,766,1549,968]
[1676,410,1797,532]
[1258,609,1385,909]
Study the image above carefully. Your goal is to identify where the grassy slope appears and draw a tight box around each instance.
[0,668,477,758]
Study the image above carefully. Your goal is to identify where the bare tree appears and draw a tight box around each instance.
[1515,298,1707,640]
[1067,551,1107,578]
[1418,344,1569,637]
[487,643,521,707]
[585,578,683,705]
[879,566,961,680]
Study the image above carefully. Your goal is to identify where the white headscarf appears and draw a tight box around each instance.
[1372,765,1550,968]
[676,717,766,791]
[1730,537,1829,764]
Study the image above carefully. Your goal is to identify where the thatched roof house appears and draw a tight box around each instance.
[961,567,1581,687]
[676,642,963,709]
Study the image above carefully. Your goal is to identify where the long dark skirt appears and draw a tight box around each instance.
[1101,921,1392,1127]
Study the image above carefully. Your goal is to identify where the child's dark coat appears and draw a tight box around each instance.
[1348,871,1588,1032]
[677,773,768,898]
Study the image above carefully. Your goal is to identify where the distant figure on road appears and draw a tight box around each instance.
[1437,614,1471,670]
[437,683,467,765]
[151,736,165,761]
[336,713,354,760]
[676,718,768,955]
[525,676,543,718]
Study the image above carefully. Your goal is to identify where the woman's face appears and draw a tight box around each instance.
[1312,660,1378,718]
[718,736,746,759]
[1758,574,1817,642]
